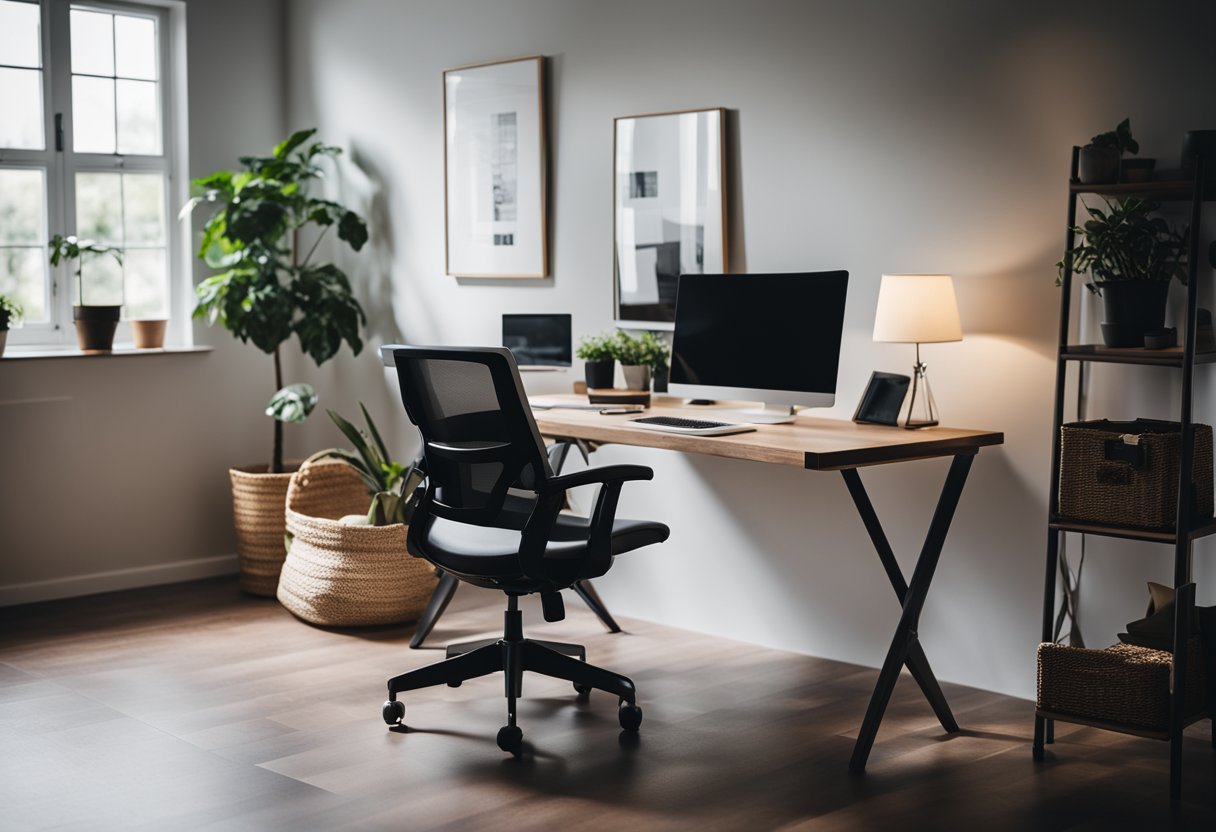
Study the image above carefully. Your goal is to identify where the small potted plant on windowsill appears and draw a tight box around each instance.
[1057,197,1189,347]
[184,128,369,596]
[576,333,616,389]
[49,234,124,353]
[1077,118,1140,185]
[0,294,22,359]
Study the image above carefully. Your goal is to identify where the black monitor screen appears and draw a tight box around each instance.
[670,272,849,394]
[502,314,572,367]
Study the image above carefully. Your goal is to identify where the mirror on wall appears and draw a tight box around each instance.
[613,108,727,325]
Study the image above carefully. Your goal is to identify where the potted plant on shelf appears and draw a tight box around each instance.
[1058,198,1189,347]
[0,293,22,358]
[576,333,616,389]
[612,330,652,391]
[1077,118,1139,185]
[276,404,436,627]
[48,234,124,353]
[185,128,369,596]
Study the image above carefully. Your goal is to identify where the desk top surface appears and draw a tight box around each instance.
[531,395,1003,471]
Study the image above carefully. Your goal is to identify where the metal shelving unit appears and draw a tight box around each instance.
[1033,148,1213,801]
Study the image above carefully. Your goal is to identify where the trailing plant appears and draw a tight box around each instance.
[0,294,22,331]
[575,333,615,362]
[185,128,369,473]
[48,234,123,305]
[1087,117,1139,155]
[310,404,423,527]
[1057,198,1189,292]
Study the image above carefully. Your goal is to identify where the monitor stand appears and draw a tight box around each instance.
[714,403,799,425]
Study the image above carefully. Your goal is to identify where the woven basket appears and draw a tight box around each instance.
[1037,640,1206,732]
[1058,419,1214,529]
[230,465,298,597]
[276,460,438,627]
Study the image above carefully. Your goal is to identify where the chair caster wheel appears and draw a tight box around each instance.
[574,683,592,697]
[618,700,642,732]
[497,724,523,754]
[382,700,405,725]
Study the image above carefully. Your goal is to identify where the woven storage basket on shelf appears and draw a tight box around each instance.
[1036,640,1206,732]
[276,460,438,627]
[1058,419,1214,529]
[230,465,298,597]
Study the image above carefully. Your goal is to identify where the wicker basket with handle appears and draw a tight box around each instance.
[276,460,437,627]
[1036,640,1206,732]
[1058,419,1214,529]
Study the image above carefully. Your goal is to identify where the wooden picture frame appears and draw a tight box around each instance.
[443,56,547,278]
[613,107,727,326]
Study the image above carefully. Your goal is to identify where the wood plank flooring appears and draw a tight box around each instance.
[1,577,1212,831]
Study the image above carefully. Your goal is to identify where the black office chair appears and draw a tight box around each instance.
[380,345,670,753]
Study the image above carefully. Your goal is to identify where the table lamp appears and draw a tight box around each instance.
[872,274,962,429]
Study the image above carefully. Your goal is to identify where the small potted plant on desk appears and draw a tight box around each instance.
[577,333,616,389]
[185,128,369,596]
[638,331,671,393]
[0,293,22,358]
[49,234,124,353]
[612,330,651,391]
[1058,198,1189,347]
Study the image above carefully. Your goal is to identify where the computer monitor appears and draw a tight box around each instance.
[668,271,849,423]
[502,313,572,370]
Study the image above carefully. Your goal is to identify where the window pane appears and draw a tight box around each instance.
[116,79,160,155]
[70,9,113,76]
[114,15,156,80]
[75,172,123,245]
[0,67,45,150]
[0,247,47,322]
[76,248,123,306]
[122,248,166,319]
[72,75,116,154]
[122,173,165,245]
[0,0,41,68]
[0,168,46,245]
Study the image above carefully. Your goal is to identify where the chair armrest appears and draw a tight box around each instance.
[544,464,653,493]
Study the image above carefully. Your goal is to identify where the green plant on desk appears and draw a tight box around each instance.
[575,333,615,362]
[612,330,670,375]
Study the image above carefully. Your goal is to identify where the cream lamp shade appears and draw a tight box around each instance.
[872,274,963,344]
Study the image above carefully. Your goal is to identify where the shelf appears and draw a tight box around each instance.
[1060,345,1216,367]
[1036,708,1209,742]
[1050,516,1216,544]
[1069,179,1208,202]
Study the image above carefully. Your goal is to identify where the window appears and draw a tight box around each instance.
[0,0,186,349]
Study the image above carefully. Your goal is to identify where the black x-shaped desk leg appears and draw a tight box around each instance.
[840,451,975,771]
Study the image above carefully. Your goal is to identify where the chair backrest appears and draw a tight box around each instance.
[388,346,552,529]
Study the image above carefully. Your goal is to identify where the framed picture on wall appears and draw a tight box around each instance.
[443,56,547,278]
[613,107,727,325]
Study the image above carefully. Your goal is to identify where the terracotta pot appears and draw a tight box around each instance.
[73,305,121,353]
[230,464,299,596]
[132,319,167,349]
[1077,146,1120,184]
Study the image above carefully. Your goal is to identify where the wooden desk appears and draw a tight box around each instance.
[532,394,1004,772]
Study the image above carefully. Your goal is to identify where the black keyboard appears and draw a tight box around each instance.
[628,415,756,436]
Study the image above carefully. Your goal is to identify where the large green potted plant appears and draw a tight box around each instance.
[1058,198,1189,347]
[186,128,369,595]
[0,293,22,358]
[48,234,124,353]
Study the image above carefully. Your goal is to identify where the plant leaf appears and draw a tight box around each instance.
[265,383,317,423]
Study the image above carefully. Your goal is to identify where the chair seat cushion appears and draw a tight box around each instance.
[417,513,669,579]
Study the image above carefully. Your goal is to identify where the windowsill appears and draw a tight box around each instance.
[1,344,213,361]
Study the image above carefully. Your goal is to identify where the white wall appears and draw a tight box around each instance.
[284,0,1216,700]
[0,0,288,602]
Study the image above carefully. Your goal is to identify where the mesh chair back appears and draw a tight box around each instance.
[389,346,552,528]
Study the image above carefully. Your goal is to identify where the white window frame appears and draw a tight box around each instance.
[1,0,190,349]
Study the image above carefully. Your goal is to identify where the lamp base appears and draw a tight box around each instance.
[903,346,940,430]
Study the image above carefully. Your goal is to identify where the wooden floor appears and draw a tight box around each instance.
[1,577,1213,831]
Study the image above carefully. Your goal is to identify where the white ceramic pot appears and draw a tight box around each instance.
[621,364,651,391]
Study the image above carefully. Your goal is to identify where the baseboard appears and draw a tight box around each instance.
[0,554,240,607]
